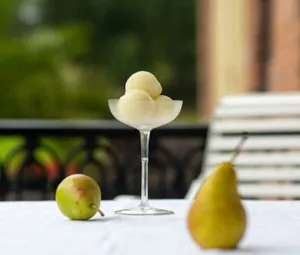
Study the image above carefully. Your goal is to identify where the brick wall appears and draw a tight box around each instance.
[197,0,300,119]
[267,0,300,91]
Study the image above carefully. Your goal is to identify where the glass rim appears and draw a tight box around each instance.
[108,98,183,102]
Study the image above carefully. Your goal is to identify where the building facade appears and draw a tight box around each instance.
[198,0,300,119]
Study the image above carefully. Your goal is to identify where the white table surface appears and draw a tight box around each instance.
[1,199,300,255]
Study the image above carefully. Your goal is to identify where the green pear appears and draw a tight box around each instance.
[55,174,104,220]
[187,134,248,250]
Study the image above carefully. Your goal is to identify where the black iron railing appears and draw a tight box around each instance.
[0,120,208,201]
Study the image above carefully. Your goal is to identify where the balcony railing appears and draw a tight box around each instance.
[0,120,208,201]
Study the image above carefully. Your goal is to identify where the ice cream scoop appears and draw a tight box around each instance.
[155,95,174,118]
[117,89,156,125]
[125,71,162,99]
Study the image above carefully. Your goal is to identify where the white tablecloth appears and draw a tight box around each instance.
[1,199,300,255]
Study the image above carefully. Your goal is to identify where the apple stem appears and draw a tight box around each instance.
[90,204,105,217]
[230,132,248,163]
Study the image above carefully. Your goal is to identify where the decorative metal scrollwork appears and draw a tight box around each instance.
[0,121,208,201]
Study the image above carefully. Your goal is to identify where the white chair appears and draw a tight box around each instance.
[186,92,300,200]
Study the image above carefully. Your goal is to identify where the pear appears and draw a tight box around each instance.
[187,134,248,250]
[55,174,104,220]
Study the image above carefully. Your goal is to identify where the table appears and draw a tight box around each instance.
[1,199,300,255]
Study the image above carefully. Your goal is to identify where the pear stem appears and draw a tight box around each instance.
[230,132,248,163]
[90,204,105,217]
[97,209,105,217]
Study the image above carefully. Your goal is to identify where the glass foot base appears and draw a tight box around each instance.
[115,205,174,216]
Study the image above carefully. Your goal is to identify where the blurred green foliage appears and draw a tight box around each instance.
[0,0,198,174]
[41,0,197,104]
[1,0,197,119]
[0,4,115,119]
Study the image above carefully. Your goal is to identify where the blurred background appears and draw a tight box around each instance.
[2,0,299,128]
[1,0,198,120]
[0,0,299,199]
[1,0,199,177]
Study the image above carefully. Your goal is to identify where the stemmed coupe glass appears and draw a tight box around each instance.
[108,98,183,215]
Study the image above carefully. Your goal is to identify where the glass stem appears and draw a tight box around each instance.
[139,130,150,208]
